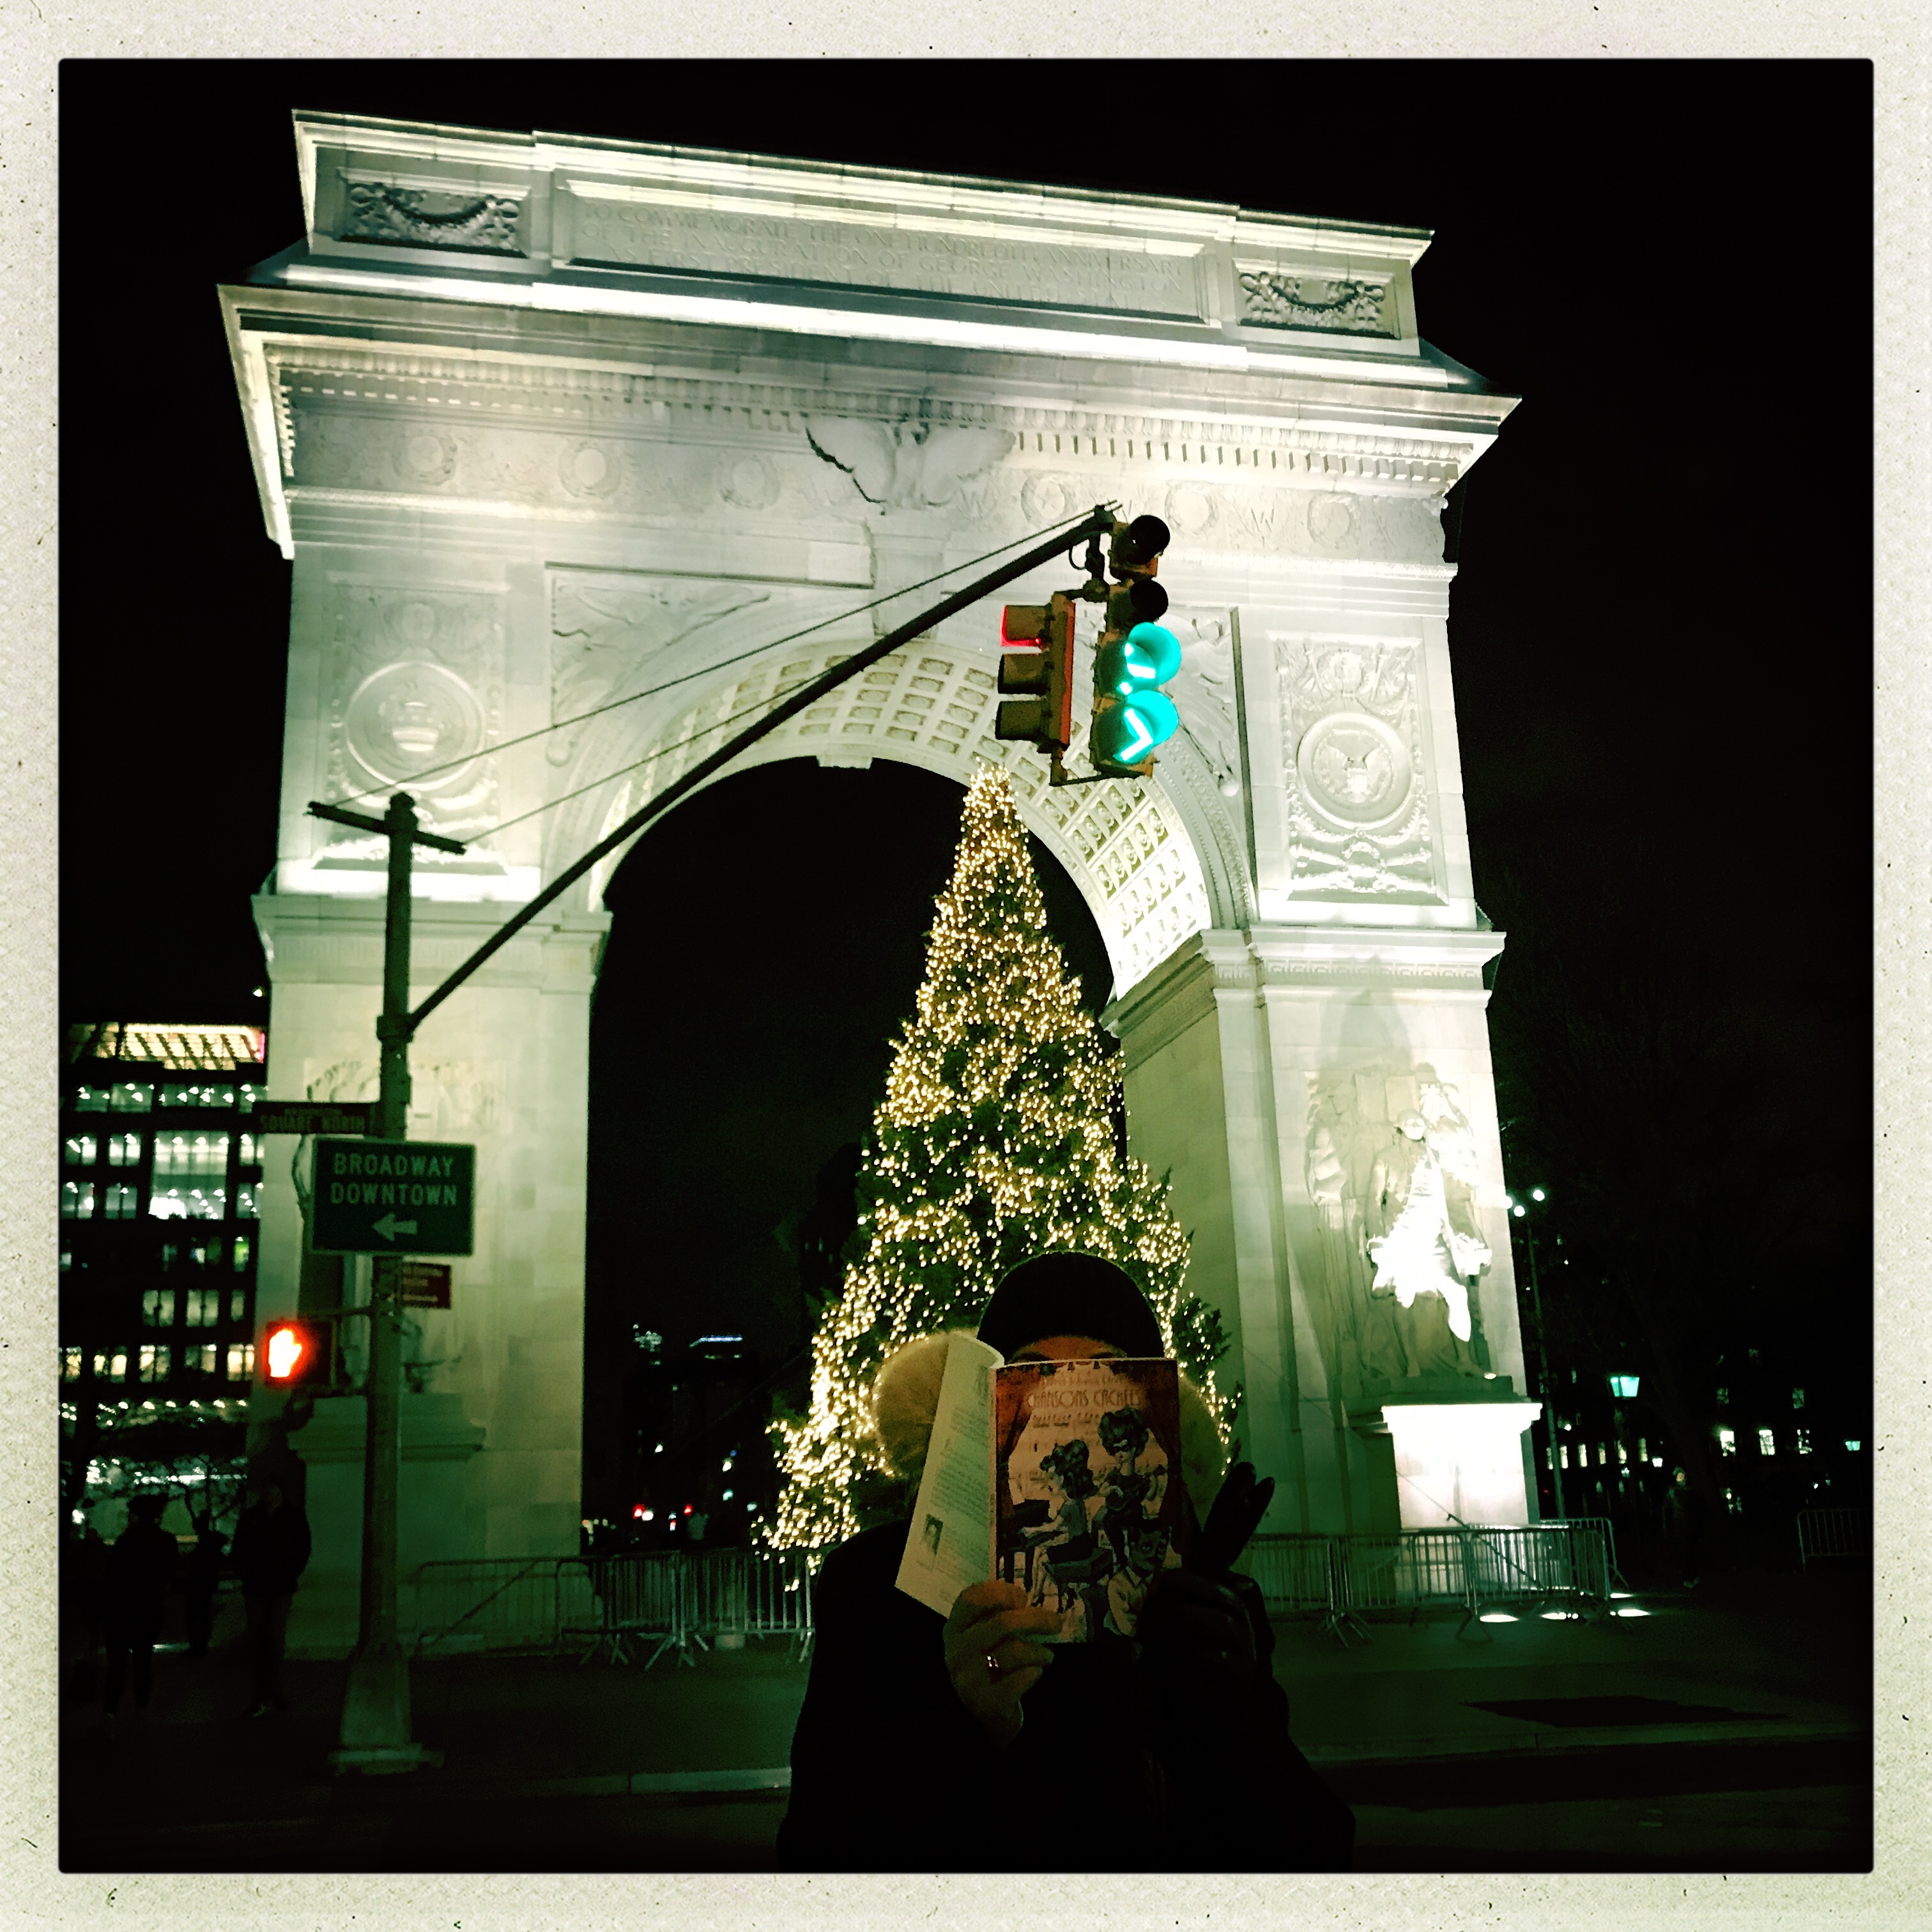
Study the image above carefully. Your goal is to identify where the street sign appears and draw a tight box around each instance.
[255,1099,376,1137]
[310,1138,475,1256]
[397,1261,453,1309]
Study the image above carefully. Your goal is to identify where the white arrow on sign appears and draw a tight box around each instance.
[372,1214,419,1243]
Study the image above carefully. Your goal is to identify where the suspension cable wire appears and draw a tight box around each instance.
[330,510,1103,808]
[479,671,820,843]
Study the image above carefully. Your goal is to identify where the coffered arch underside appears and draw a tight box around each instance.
[558,641,1223,1001]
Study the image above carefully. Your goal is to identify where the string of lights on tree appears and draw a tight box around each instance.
[770,765,1234,1550]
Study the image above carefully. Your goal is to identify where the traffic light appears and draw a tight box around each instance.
[263,1318,335,1390]
[994,592,1077,752]
[1091,516,1181,776]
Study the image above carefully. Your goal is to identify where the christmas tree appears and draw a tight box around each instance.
[771,764,1231,1549]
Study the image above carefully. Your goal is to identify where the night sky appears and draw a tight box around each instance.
[60,63,1871,1507]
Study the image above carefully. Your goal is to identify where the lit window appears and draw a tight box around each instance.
[1616,1441,1629,1466]
[154,1133,228,1179]
[64,1135,98,1166]
[237,1184,259,1220]
[103,1183,139,1219]
[1791,1387,1805,1411]
[61,1181,95,1220]
[226,1343,254,1380]
[59,1252,71,1273]
[1597,1444,1608,1468]
[1724,1487,1742,1514]
[138,1345,171,1383]
[1637,1437,1648,1460]
[141,1289,176,1329]
[229,1289,246,1323]
[1845,1439,1862,1452]
[160,1084,235,1109]
[1715,1386,1729,1406]
[149,1186,225,1222]
[107,1133,141,1167]
[1716,1426,1736,1457]
[1758,1428,1775,1457]
[1795,1429,1812,1455]
[192,1344,219,1374]
[75,1085,111,1112]
[61,1347,81,1381]
[185,1289,220,1328]
[1558,1444,1570,1469]
[109,1084,153,1112]
[233,1236,250,1271]
[239,1133,261,1166]
[94,1351,128,1384]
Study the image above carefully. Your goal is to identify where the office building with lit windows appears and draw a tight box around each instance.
[59,1023,268,1509]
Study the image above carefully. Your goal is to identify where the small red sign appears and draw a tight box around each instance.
[398,1261,453,1308]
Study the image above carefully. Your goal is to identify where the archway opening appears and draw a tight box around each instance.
[580,757,1112,1542]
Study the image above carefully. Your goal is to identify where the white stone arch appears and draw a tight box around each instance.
[542,629,1227,1001]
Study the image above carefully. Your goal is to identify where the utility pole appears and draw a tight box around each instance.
[308,790,462,1774]
[1517,1203,1567,1520]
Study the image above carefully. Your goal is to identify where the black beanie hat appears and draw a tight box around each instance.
[976,1251,1165,1361]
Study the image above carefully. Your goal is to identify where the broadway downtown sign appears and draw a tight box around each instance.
[310,1138,475,1255]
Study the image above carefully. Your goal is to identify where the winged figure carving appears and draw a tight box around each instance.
[806,418,1010,508]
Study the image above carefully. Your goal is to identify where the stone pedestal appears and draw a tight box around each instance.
[284,1392,487,1658]
[1368,1384,1542,1529]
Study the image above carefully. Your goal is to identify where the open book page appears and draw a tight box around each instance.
[995,1357,1185,1643]
[895,1333,1003,1617]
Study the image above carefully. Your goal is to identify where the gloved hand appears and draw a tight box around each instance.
[1191,1461,1275,1578]
[1137,1567,1259,1706]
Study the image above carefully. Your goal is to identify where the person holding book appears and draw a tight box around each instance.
[777,1250,1354,1871]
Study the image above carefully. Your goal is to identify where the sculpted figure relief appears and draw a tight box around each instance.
[1307,1068,1493,1387]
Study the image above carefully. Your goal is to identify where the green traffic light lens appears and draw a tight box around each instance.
[1092,689,1180,766]
[1124,622,1181,685]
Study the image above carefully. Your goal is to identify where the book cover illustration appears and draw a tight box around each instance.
[994,1356,1186,1642]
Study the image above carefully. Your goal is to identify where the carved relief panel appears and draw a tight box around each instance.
[1272,634,1442,901]
[1303,1063,1494,1402]
[318,583,507,865]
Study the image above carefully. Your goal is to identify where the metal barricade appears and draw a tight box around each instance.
[1797,1506,1869,1573]
[744,1547,819,1659]
[411,1557,597,1657]
[571,1552,691,1668]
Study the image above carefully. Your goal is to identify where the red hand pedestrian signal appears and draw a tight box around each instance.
[263,1319,335,1388]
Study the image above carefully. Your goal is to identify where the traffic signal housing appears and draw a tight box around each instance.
[263,1317,335,1390]
[1091,516,1181,776]
[995,592,1077,753]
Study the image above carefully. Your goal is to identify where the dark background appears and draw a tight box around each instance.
[59,61,1872,1521]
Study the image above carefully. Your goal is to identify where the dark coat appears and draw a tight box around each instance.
[230,1503,312,1599]
[102,1521,178,1630]
[776,1521,1354,1872]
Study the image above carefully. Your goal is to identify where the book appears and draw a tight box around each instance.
[894,1333,1186,1641]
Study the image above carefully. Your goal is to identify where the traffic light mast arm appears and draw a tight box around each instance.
[404,505,1119,1038]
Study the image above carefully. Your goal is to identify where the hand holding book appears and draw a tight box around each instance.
[940,1580,1059,1748]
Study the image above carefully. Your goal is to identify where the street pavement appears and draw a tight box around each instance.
[59,1567,1869,1873]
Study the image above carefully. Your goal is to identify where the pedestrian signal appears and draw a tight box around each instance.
[263,1319,334,1389]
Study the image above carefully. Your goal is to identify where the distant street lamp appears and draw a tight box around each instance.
[1508,1186,1567,1519]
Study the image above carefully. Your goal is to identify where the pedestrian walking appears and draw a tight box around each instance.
[778,1250,1355,1871]
[100,1495,178,1721]
[183,1515,228,1658]
[229,1475,311,1716]
[1662,1467,1712,1589]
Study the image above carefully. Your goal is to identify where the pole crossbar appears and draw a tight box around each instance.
[403,506,1117,1037]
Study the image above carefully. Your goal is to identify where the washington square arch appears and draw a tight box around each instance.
[224,113,1526,1653]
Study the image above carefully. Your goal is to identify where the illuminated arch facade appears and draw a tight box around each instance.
[226,116,1523,1648]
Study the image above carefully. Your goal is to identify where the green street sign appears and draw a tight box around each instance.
[310,1138,475,1256]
